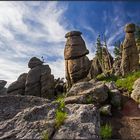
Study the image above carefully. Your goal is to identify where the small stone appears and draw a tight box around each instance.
[99,105,112,116]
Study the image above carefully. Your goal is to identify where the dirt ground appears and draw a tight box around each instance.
[101,96,140,139]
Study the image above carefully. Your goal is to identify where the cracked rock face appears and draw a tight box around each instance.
[65,80,109,104]
[0,95,100,139]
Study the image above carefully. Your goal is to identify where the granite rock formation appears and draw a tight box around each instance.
[120,23,139,76]
[88,56,102,79]
[65,80,109,104]
[7,57,55,99]
[101,47,114,74]
[64,31,91,89]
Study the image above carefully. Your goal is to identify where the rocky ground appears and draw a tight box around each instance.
[0,77,140,139]
[0,95,100,139]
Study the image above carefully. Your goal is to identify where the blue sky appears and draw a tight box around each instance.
[0,1,140,86]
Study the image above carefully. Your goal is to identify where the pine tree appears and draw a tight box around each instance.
[96,35,102,63]
[113,41,121,58]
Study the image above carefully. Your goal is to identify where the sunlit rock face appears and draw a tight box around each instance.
[120,23,139,76]
[64,31,91,89]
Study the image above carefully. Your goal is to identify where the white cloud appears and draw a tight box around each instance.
[0,1,69,86]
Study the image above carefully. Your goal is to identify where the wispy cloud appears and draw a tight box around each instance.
[0,1,69,85]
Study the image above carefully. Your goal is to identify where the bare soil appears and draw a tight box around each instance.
[101,95,140,139]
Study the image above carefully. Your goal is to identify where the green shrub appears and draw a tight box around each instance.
[86,95,94,104]
[42,131,49,140]
[116,71,140,92]
[55,94,67,128]
[100,124,112,139]
[55,109,67,128]
[96,73,118,82]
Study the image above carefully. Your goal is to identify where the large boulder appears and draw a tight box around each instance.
[131,78,140,103]
[65,80,109,104]
[0,95,100,139]
[7,57,55,99]
[65,56,91,85]
[28,57,43,69]
[120,23,139,76]
[25,66,42,96]
[25,64,55,98]
[41,69,55,98]
[64,31,89,60]
[53,104,100,139]
[64,31,91,89]
[7,73,27,95]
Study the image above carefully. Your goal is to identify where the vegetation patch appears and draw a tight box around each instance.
[96,73,118,82]
[116,71,140,92]
[85,95,94,104]
[97,71,140,93]
[55,95,67,129]
[42,131,49,140]
[100,123,112,139]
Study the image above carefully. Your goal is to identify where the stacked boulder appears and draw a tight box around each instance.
[0,80,7,95]
[64,31,91,89]
[120,23,139,76]
[7,57,55,99]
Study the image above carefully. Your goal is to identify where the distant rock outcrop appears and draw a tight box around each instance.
[120,23,139,76]
[0,80,7,95]
[101,47,114,74]
[7,57,55,99]
[88,56,102,79]
[64,31,91,89]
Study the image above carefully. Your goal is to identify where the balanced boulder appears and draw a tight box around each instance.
[120,23,139,76]
[64,31,91,89]
[28,57,43,69]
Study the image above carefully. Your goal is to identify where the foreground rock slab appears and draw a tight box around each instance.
[0,95,100,139]
[66,80,109,104]
[54,104,100,139]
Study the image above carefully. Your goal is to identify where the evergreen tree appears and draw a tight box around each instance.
[135,25,140,42]
[96,35,103,63]
[113,41,121,58]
